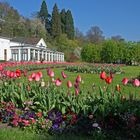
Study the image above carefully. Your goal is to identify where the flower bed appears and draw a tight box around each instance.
[0,64,140,139]
[1,62,78,71]
[65,64,123,74]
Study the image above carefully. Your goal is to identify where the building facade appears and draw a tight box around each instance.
[0,37,64,62]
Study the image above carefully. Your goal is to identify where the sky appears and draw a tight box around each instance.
[2,0,140,41]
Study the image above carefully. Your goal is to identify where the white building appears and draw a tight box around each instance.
[0,36,64,62]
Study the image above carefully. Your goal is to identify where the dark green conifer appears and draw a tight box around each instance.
[65,10,74,39]
[51,3,61,38]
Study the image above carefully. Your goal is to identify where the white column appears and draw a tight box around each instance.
[59,53,60,62]
[53,53,55,62]
[45,52,47,61]
[56,53,58,62]
[47,52,50,62]
[28,49,30,61]
[33,50,35,59]
[60,54,62,62]
[62,54,64,62]
[49,52,51,62]
[18,49,21,61]
[57,53,59,62]
[55,53,56,62]
[38,51,40,61]
[51,52,53,62]
[59,54,61,62]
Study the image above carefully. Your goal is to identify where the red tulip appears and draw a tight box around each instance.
[133,79,140,87]
[105,76,112,84]
[122,78,129,85]
[67,80,72,88]
[37,71,43,78]
[55,78,62,86]
[15,69,21,77]
[100,71,106,80]
[0,65,3,71]
[36,112,42,118]
[76,75,81,83]
[61,71,67,79]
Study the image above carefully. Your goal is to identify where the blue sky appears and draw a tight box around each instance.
[3,0,140,41]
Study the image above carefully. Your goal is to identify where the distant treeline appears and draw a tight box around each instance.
[0,1,140,64]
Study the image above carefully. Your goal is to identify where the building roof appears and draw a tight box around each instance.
[10,37,41,45]
[0,36,11,40]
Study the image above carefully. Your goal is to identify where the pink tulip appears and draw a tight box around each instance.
[67,80,72,88]
[6,70,11,77]
[10,71,14,78]
[34,73,41,81]
[28,76,33,82]
[110,71,114,79]
[74,82,79,89]
[23,71,27,77]
[55,78,62,86]
[76,75,81,83]
[61,71,67,79]
[22,120,30,126]
[31,73,36,79]
[122,78,129,85]
[12,120,18,127]
[52,78,56,83]
[133,79,140,87]
[37,71,43,78]
[75,88,79,96]
[0,65,3,71]
[48,70,54,77]
[47,68,50,75]
[31,118,36,124]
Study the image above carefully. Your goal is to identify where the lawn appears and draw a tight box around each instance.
[37,65,140,96]
[0,128,96,140]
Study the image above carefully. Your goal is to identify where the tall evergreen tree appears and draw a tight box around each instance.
[60,9,66,34]
[39,0,51,38]
[65,10,74,39]
[39,0,48,24]
[51,3,61,38]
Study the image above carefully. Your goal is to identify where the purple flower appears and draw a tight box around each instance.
[52,123,59,130]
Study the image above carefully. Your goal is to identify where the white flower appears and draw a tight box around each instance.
[41,81,45,87]
[92,123,99,128]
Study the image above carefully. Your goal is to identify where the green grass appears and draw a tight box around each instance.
[31,66,140,96]
[0,128,94,140]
